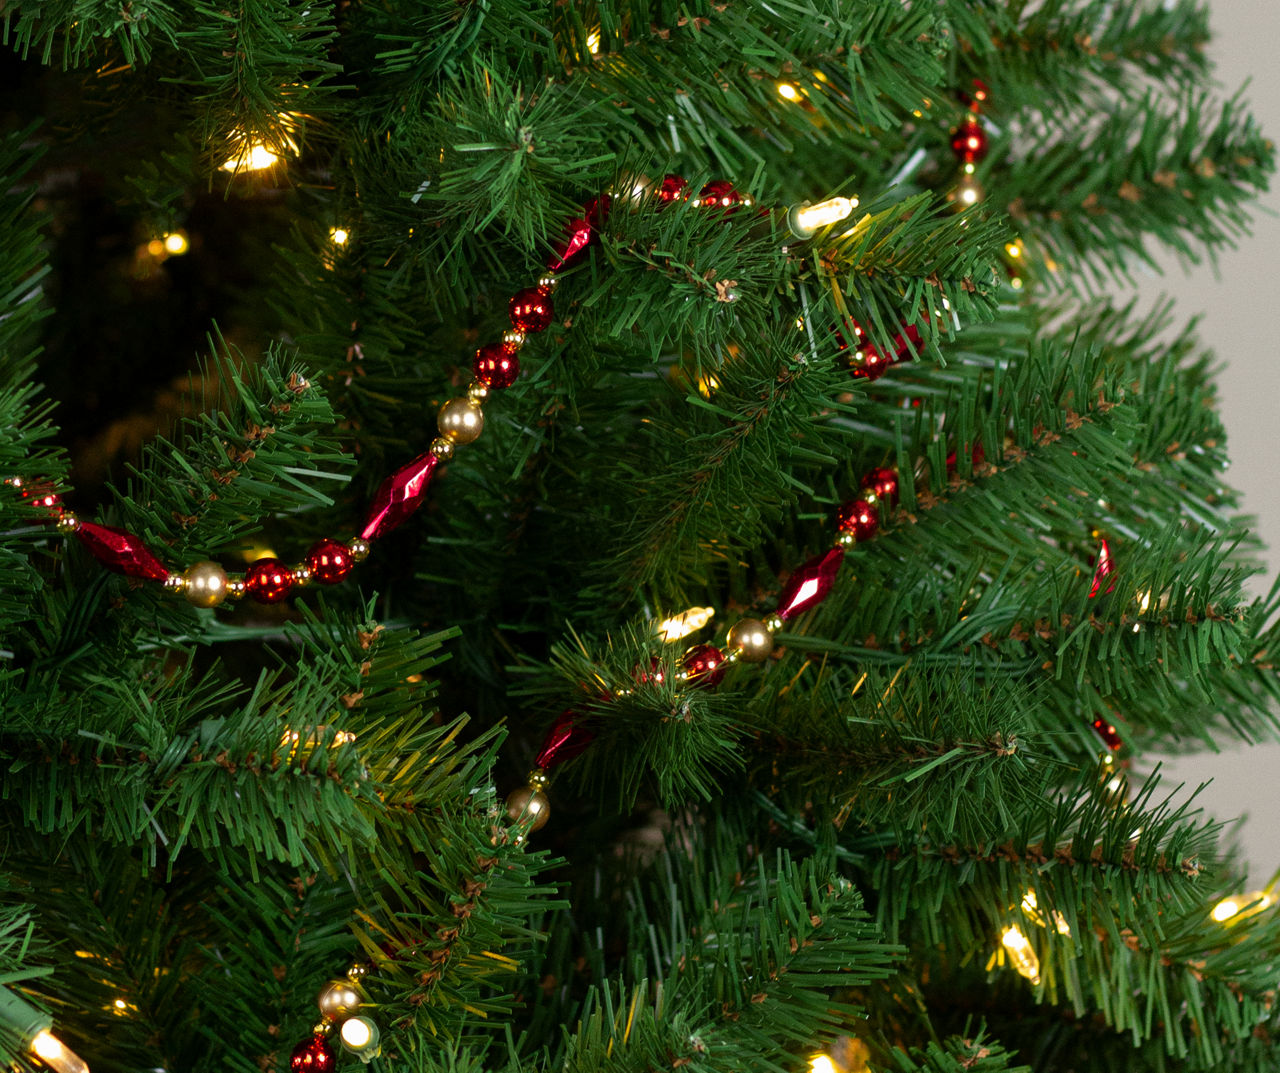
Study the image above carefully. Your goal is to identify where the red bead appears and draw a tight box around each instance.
[836,498,879,541]
[533,710,597,770]
[849,344,892,381]
[290,1034,336,1072]
[359,451,440,541]
[509,287,554,333]
[893,323,923,362]
[860,467,899,506]
[656,174,688,204]
[950,119,988,163]
[305,538,353,585]
[18,480,61,515]
[76,522,169,581]
[776,547,845,621]
[547,217,594,272]
[634,656,666,686]
[244,558,292,604]
[1089,538,1117,599]
[473,342,520,390]
[680,644,726,689]
[696,180,741,211]
[1091,716,1124,752]
[945,441,985,473]
[583,194,612,226]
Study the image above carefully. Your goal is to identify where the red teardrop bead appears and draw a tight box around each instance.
[244,558,292,604]
[509,287,554,333]
[950,119,988,163]
[305,538,353,585]
[696,179,741,210]
[1089,538,1117,599]
[777,547,845,621]
[473,342,520,389]
[290,1034,336,1072]
[836,498,879,541]
[548,217,593,272]
[533,710,597,770]
[656,173,688,204]
[860,467,899,506]
[680,644,727,689]
[18,480,61,515]
[359,451,440,541]
[76,522,170,581]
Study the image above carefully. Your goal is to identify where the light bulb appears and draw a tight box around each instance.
[1000,925,1041,984]
[787,195,859,238]
[809,1057,838,1073]
[162,231,189,255]
[777,82,800,101]
[586,28,601,54]
[657,607,715,642]
[329,227,349,245]
[1212,890,1273,923]
[31,1030,90,1073]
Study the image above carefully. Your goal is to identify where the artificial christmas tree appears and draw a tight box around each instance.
[2,2,1279,1071]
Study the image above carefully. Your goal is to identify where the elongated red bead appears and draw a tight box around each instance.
[1089,538,1116,598]
[359,451,440,541]
[776,547,845,621]
[533,710,596,770]
[76,522,169,581]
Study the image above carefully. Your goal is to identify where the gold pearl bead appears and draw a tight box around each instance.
[182,561,229,608]
[765,614,784,633]
[226,579,246,600]
[505,785,550,831]
[468,382,490,403]
[292,564,313,587]
[347,537,371,562]
[502,329,526,349]
[835,530,857,549]
[163,574,188,594]
[726,618,775,663]
[429,438,455,460]
[537,274,559,292]
[317,978,361,1021]
[55,511,81,534]
[438,398,484,445]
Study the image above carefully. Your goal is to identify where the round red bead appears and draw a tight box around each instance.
[696,180,741,210]
[860,467,899,506]
[950,119,988,163]
[473,342,520,389]
[849,345,891,381]
[680,644,726,689]
[290,1034,336,1072]
[836,498,879,541]
[509,287,554,333]
[244,557,292,604]
[305,539,353,585]
[656,174,688,204]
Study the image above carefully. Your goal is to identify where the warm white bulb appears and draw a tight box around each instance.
[1212,898,1240,922]
[809,1056,838,1073]
[30,1031,90,1073]
[221,140,283,173]
[586,28,602,54]
[341,1018,372,1047]
[790,196,858,237]
[162,231,188,255]
[1000,925,1041,984]
[657,607,715,642]
[777,82,800,101]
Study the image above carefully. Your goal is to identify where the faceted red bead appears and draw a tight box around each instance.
[547,216,594,272]
[1091,716,1124,752]
[473,342,520,390]
[533,709,597,770]
[696,180,741,210]
[680,644,727,689]
[76,522,169,581]
[290,1034,336,1072]
[1089,538,1117,599]
[836,498,879,541]
[849,344,891,381]
[893,323,923,362]
[583,193,612,226]
[244,557,292,604]
[359,451,440,540]
[776,547,845,621]
[950,119,988,163]
[656,173,688,204]
[509,287,554,333]
[305,538,353,585]
[860,466,899,506]
[19,480,61,515]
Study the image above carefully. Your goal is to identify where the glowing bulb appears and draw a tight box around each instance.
[586,28,601,54]
[1020,890,1071,935]
[697,373,720,398]
[342,1018,371,1047]
[1212,898,1241,922]
[220,141,281,172]
[31,1031,90,1073]
[658,606,716,642]
[1010,277,1024,290]
[1000,925,1041,984]
[329,227,349,245]
[163,231,189,255]
[1212,890,1273,923]
[777,82,800,101]
[809,1057,838,1073]
[113,999,127,1010]
[788,195,859,238]
[1005,241,1023,259]
[146,239,165,257]
[1136,589,1152,613]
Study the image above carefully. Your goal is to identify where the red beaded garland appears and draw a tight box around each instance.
[696,180,741,210]
[849,344,892,381]
[950,119,988,163]
[290,1034,336,1072]
[656,174,688,204]
[360,451,440,541]
[473,342,520,390]
[1091,716,1124,751]
[244,557,292,604]
[509,287,554,334]
[548,217,594,272]
[680,644,727,689]
[305,538,354,585]
[533,710,597,770]
[860,467,899,506]
[776,547,845,621]
[836,498,879,541]
[76,522,170,581]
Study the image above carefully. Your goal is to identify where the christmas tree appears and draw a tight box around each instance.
[3,2,1279,1071]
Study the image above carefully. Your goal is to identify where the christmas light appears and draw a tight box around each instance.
[809,1056,838,1073]
[339,1015,381,1058]
[329,227,350,245]
[586,28,602,54]
[777,82,801,101]
[787,195,859,238]
[31,1030,90,1073]
[1211,890,1273,923]
[657,606,715,642]
[220,140,282,172]
[163,231,189,255]
[1020,890,1071,935]
[1000,925,1041,984]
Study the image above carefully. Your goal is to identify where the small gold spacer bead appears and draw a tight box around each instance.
[861,489,880,507]
[292,565,313,587]
[163,574,188,594]
[312,1021,334,1038]
[537,274,559,292]
[55,511,81,534]
[347,537,372,562]
[502,329,526,349]
[722,649,741,665]
[527,768,549,790]
[346,963,369,980]
[429,438,455,460]
[468,381,490,403]
[765,614,784,633]
[835,531,857,549]
[226,578,247,600]
[5,476,21,488]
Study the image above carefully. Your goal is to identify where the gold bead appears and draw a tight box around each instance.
[182,561,229,608]
[950,172,984,209]
[861,489,880,507]
[347,537,371,562]
[764,614,784,633]
[527,768,549,790]
[55,511,81,534]
[429,438,455,460]
[502,329,526,349]
[835,530,857,549]
[468,381,490,403]
[226,578,247,600]
[346,962,369,980]
[312,1020,334,1037]
[317,978,362,1021]
[438,397,484,445]
[163,574,188,595]
[505,785,550,831]
[292,564,313,587]
[537,274,559,292]
[726,618,775,663]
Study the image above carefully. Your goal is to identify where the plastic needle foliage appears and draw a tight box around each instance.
[1,2,1278,1072]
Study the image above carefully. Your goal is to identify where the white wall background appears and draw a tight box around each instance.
[1136,0,1280,884]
